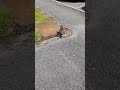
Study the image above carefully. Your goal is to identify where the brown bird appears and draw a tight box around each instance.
[56,25,64,38]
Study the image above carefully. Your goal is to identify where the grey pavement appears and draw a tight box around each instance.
[61,2,85,8]
[35,0,85,90]
[61,2,85,12]
[0,45,34,90]
[52,0,85,12]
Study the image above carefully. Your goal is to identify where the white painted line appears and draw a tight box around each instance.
[52,0,85,13]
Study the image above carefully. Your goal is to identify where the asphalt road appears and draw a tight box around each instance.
[53,0,85,11]
[35,0,85,90]
[86,0,120,89]
[61,2,85,9]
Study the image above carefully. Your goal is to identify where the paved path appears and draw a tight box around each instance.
[35,0,85,90]
[59,1,85,9]
[63,2,85,11]
[63,2,85,7]
[52,0,85,12]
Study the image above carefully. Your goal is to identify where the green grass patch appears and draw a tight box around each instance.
[35,28,41,42]
[35,8,47,23]
[0,8,15,36]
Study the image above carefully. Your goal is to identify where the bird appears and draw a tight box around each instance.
[56,25,64,38]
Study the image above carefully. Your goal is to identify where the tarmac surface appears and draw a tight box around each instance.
[35,0,85,90]
[59,1,85,10]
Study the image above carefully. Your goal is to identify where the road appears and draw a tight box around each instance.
[35,0,85,90]
[52,0,85,12]
[57,1,85,11]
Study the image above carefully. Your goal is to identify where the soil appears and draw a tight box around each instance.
[36,19,60,40]
[0,23,34,53]
[35,17,71,42]
[0,20,71,52]
[0,0,34,52]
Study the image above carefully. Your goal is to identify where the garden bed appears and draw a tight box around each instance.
[35,8,71,45]
[0,8,71,52]
[0,8,34,52]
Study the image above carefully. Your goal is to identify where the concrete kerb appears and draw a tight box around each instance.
[52,0,85,13]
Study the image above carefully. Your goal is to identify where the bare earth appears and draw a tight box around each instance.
[36,19,60,39]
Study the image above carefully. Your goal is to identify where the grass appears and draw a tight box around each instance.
[35,8,47,23]
[35,8,48,42]
[0,8,15,36]
[35,28,41,42]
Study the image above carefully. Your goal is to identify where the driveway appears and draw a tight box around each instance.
[35,0,85,90]
[54,1,85,11]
